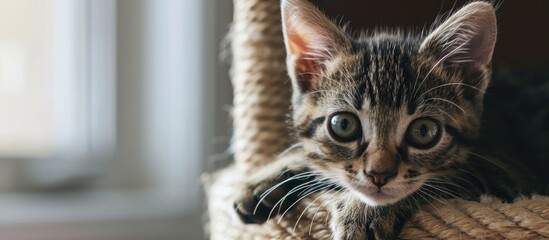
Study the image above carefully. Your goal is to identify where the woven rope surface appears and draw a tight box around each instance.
[230,0,293,174]
[206,0,549,239]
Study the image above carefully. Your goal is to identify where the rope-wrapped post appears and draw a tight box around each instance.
[231,0,293,173]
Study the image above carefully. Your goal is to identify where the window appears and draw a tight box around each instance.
[0,0,232,238]
[0,0,115,188]
[0,0,58,157]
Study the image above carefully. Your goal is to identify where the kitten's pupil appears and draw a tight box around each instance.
[417,124,428,137]
[340,119,349,130]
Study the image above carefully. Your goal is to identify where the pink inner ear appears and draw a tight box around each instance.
[287,31,320,74]
[287,30,308,56]
[281,0,350,92]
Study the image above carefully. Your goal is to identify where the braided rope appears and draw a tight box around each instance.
[205,0,549,239]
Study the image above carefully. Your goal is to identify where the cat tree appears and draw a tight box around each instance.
[205,0,549,239]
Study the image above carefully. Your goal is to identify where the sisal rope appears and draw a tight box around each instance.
[230,0,293,174]
[205,0,549,239]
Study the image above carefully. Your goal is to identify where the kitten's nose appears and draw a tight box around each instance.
[365,170,397,188]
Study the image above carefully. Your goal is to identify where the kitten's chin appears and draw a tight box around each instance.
[350,189,401,206]
[345,178,426,206]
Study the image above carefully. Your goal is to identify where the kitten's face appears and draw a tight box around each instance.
[293,41,478,206]
[282,0,496,206]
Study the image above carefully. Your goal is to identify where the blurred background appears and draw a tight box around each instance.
[0,0,232,239]
[0,0,546,240]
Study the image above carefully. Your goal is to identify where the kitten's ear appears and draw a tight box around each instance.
[420,2,497,87]
[281,0,350,93]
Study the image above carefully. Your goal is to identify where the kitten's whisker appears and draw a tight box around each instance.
[298,72,339,83]
[423,181,462,194]
[424,181,462,198]
[420,185,458,210]
[451,168,483,186]
[422,182,459,199]
[274,168,321,180]
[276,143,304,159]
[468,151,511,173]
[259,173,317,200]
[426,167,480,193]
[254,172,320,215]
[299,179,334,197]
[309,189,340,235]
[408,194,422,210]
[286,178,328,197]
[450,59,475,63]
[326,189,351,225]
[421,82,485,97]
[435,107,460,126]
[292,187,337,234]
[271,170,321,185]
[425,175,464,186]
[266,179,323,221]
[301,89,340,99]
[277,183,333,224]
[415,188,444,212]
[268,177,331,220]
[293,179,331,201]
[424,178,469,192]
[424,97,466,114]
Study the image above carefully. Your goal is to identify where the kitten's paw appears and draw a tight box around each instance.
[232,185,274,224]
[233,171,313,224]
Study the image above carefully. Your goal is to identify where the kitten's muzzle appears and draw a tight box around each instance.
[365,170,397,188]
[363,147,400,188]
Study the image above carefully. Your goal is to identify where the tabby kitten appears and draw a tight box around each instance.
[233,0,533,239]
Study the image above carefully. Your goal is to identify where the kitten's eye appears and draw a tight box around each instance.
[406,118,441,149]
[328,112,362,142]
